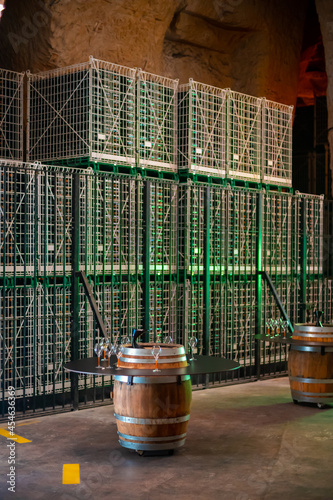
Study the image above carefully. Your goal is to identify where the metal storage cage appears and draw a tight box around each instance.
[137,69,178,172]
[226,186,257,274]
[27,57,136,166]
[209,277,226,357]
[261,276,300,367]
[183,278,204,355]
[82,172,143,276]
[148,179,178,274]
[262,99,293,186]
[178,80,227,177]
[148,279,178,343]
[210,186,228,274]
[1,284,35,399]
[0,160,36,277]
[295,192,324,275]
[227,90,262,182]
[36,281,71,395]
[178,180,205,274]
[262,190,297,275]
[224,278,256,366]
[0,69,24,160]
[305,279,323,324]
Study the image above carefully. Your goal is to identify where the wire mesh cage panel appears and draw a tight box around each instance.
[82,173,143,275]
[226,187,257,274]
[0,69,24,160]
[178,182,205,274]
[299,193,324,275]
[149,279,178,343]
[178,80,227,177]
[323,279,332,323]
[149,180,178,274]
[209,278,226,357]
[91,58,136,165]
[137,70,178,172]
[76,280,143,389]
[38,168,73,276]
[210,186,227,274]
[0,161,36,276]
[37,282,71,394]
[262,191,297,274]
[224,279,256,369]
[227,90,262,182]
[183,278,204,355]
[1,285,35,399]
[78,280,143,388]
[27,57,136,165]
[305,279,323,324]
[262,100,293,186]
[261,277,300,364]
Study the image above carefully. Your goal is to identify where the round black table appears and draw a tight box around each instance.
[64,354,240,377]
[64,354,240,454]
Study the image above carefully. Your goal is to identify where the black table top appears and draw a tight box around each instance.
[255,334,333,348]
[64,354,240,377]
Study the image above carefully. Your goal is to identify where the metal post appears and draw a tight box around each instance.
[70,173,80,410]
[301,198,307,323]
[143,180,151,343]
[203,186,211,356]
[255,191,263,379]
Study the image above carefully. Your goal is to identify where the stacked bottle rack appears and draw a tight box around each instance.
[0,69,24,161]
[1,55,332,415]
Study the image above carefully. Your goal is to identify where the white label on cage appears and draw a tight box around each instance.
[48,244,54,251]
[145,141,152,148]
[268,160,273,166]
[196,148,202,155]
[234,249,238,255]
[98,245,104,252]
[98,134,106,140]
[233,154,239,161]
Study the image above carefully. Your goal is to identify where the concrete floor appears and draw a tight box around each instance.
[1,377,333,500]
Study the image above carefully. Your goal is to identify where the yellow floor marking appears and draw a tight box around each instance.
[0,420,40,429]
[63,464,80,485]
[16,420,40,427]
[0,428,31,443]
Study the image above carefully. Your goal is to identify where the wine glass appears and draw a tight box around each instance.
[164,335,173,345]
[265,319,271,337]
[121,335,131,346]
[105,343,114,368]
[188,337,198,361]
[281,320,289,338]
[268,318,275,338]
[273,319,280,337]
[101,338,109,361]
[152,345,162,372]
[114,344,124,370]
[94,342,102,368]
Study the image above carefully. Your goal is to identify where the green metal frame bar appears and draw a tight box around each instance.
[301,198,307,322]
[260,271,294,334]
[77,271,108,339]
[203,186,211,355]
[255,191,263,378]
[143,180,151,343]
[70,173,80,410]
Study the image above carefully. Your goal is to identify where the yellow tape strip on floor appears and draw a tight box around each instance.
[63,464,80,485]
[0,428,31,443]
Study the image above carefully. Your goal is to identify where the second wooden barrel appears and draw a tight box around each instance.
[113,343,192,452]
[288,323,333,406]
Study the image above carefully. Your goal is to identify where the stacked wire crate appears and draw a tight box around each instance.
[2,56,333,414]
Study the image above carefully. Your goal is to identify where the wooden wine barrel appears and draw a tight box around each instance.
[288,324,333,406]
[113,343,192,452]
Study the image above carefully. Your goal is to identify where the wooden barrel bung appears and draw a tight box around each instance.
[113,343,192,452]
[288,324,333,407]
